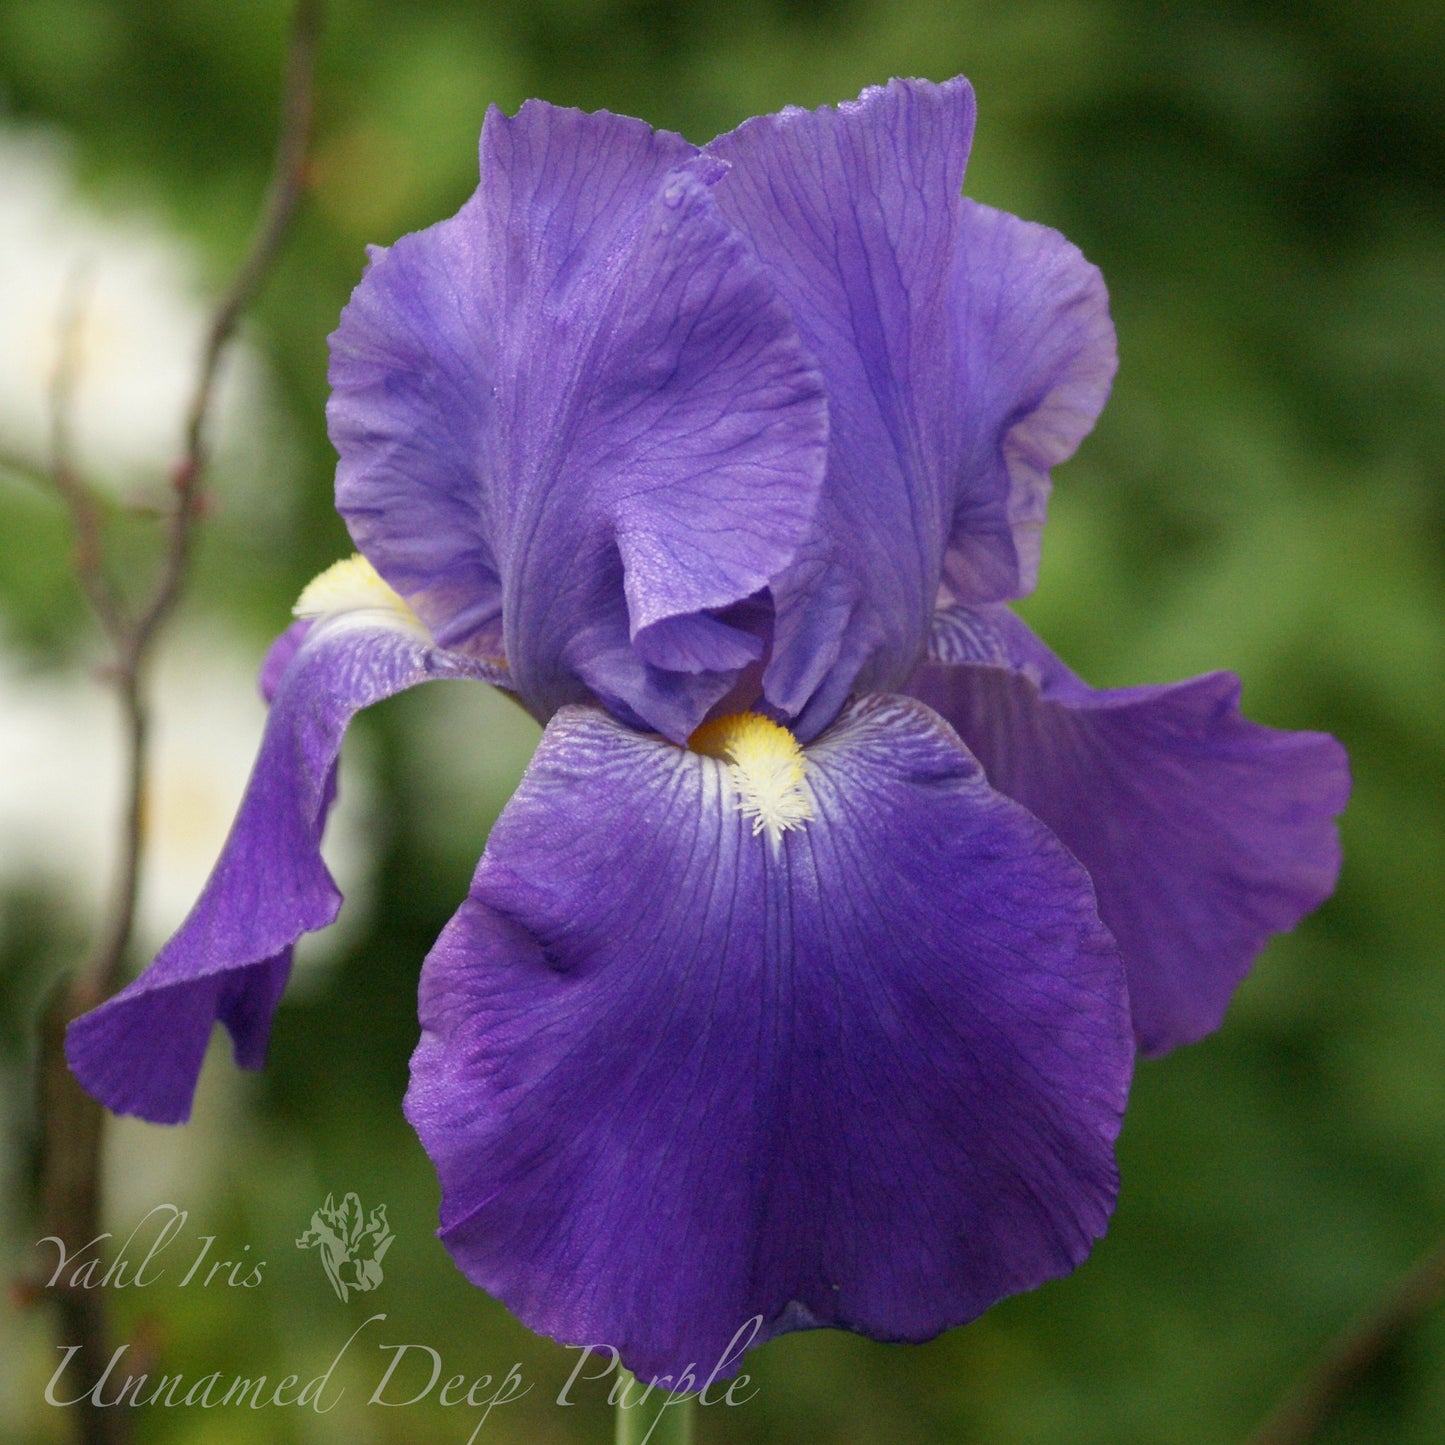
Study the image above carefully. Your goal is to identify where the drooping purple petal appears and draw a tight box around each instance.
[908,606,1350,1054]
[706,79,1115,735]
[329,101,828,743]
[406,695,1131,1382]
[66,614,503,1124]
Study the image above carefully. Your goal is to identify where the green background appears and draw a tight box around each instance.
[2,0,1443,1440]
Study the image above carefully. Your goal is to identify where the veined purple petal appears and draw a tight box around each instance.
[706,79,1115,735]
[908,606,1350,1054]
[329,101,828,743]
[66,613,503,1124]
[406,695,1131,1382]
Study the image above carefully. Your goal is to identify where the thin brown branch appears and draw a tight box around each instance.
[97,0,324,996]
[35,979,114,1445]
[1247,1233,1445,1445]
[82,669,148,1000]
[27,9,325,1444]
[135,0,324,665]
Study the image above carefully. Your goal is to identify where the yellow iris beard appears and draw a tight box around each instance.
[690,711,815,848]
[293,554,419,624]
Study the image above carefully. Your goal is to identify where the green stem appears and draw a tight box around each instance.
[613,1369,697,1445]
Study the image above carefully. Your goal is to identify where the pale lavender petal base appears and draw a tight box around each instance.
[407,696,1131,1381]
[67,616,502,1123]
[908,606,1350,1053]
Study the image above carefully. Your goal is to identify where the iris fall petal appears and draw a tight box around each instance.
[908,605,1350,1053]
[66,611,501,1122]
[406,695,1131,1380]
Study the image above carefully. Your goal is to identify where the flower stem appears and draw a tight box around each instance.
[613,1370,697,1445]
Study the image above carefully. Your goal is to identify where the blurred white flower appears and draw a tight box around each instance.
[0,125,288,508]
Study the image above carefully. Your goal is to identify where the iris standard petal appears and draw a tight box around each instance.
[329,100,828,743]
[66,606,502,1123]
[706,78,1114,735]
[406,695,1131,1382]
[908,605,1350,1055]
[945,200,1116,603]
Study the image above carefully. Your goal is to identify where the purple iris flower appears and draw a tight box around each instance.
[68,78,1348,1381]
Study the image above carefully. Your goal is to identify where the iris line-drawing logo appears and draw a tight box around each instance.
[296,1192,394,1302]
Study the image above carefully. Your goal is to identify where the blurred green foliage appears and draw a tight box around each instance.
[2,0,1443,1442]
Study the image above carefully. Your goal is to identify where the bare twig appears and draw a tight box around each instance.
[139,0,323,663]
[93,0,323,1001]
[28,7,324,1443]
[35,983,110,1445]
[1247,1233,1445,1445]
